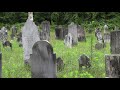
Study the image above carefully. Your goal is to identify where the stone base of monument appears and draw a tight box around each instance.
[78,36,86,42]
[105,54,120,78]
[95,43,104,50]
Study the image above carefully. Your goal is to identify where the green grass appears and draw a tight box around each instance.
[1,26,110,78]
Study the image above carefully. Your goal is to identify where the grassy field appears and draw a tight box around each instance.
[1,26,110,78]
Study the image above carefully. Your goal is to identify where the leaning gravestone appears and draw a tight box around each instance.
[30,40,57,78]
[64,33,73,48]
[40,20,50,41]
[22,19,40,64]
[68,22,78,45]
[77,25,86,41]
[0,52,2,78]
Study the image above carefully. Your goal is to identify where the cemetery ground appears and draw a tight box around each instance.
[1,25,110,78]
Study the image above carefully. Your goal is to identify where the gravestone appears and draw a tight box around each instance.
[64,33,73,48]
[56,57,64,71]
[110,31,120,54]
[104,33,110,43]
[78,54,91,70]
[30,40,57,78]
[96,32,103,43]
[55,25,68,39]
[68,22,78,45]
[104,24,108,33]
[22,19,40,64]
[0,27,8,41]
[0,52,2,78]
[95,42,104,50]
[105,31,120,78]
[105,54,120,78]
[28,12,33,21]
[40,20,50,41]
[77,25,86,41]
[11,25,17,35]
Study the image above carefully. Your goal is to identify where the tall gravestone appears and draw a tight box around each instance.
[104,24,108,33]
[68,22,78,45]
[110,31,120,54]
[77,25,86,41]
[30,40,57,78]
[11,25,17,35]
[28,12,33,21]
[40,20,50,41]
[105,31,120,78]
[22,19,40,64]
[0,52,2,78]
[0,27,8,41]
[104,24,110,43]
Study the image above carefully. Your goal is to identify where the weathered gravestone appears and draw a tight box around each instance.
[105,31,120,78]
[55,25,68,39]
[104,24,109,33]
[0,27,8,41]
[11,25,17,36]
[68,22,78,45]
[78,54,91,70]
[77,25,86,41]
[39,20,50,41]
[0,52,2,78]
[96,32,103,43]
[110,31,120,54]
[22,19,40,64]
[105,54,120,78]
[95,42,104,50]
[64,33,73,48]
[56,57,64,71]
[103,33,110,43]
[30,40,57,78]
[28,12,33,21]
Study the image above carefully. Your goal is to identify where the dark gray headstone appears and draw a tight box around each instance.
[0,52,2,78]
[78,54,91,69]
[11,25,17,35]
[110,31,120,54]
[55,25,68,40]
[30,40,57,78]
[95,42,104,50]
[68,22,78,45]
[77,25,86,41]
[22,19,40,64]
[40,20,50,41]
[56,57,64,71]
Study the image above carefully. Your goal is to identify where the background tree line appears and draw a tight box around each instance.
[0,12,120,29]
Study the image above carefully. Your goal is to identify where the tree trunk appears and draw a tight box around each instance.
[105,54,120,78]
